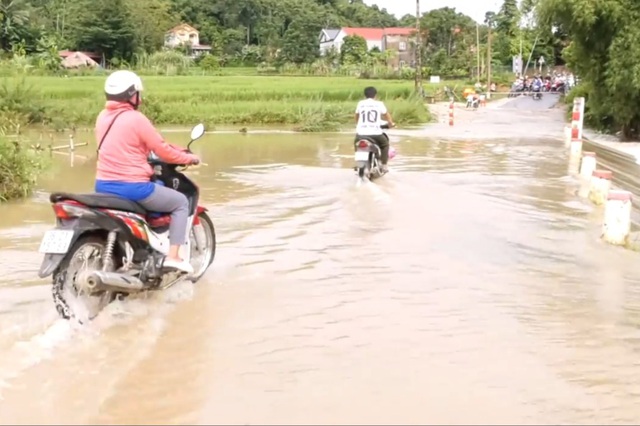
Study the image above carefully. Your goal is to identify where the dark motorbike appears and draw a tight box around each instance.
[551,81,566,93]
[509,82,524,97]
[532,87,543,100]
[354,122,391,181]
[37,123,216,322]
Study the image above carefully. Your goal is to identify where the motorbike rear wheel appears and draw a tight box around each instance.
[51,234,116,323]
[369,162,381,180]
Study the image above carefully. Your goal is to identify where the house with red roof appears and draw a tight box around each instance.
[319,27,416,68]
[59,50,102,63]
[382,28,416,69]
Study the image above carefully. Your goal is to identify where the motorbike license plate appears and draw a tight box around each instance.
[38,230,75,254]
[354,151,369,161]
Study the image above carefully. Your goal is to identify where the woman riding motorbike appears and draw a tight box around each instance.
[94,70,200,274]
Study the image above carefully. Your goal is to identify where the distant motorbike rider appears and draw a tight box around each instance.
[354,86,395,173]
[532,76,542,92]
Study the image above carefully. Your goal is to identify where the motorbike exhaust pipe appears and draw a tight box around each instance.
[84,270,145,293]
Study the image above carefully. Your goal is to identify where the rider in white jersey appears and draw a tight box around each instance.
[354,86,395,172]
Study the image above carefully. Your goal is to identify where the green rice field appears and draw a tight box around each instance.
[4,75,444,131]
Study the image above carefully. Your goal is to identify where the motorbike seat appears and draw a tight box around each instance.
[50,192,147,216]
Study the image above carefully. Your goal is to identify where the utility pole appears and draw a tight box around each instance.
[475,23,480,82]
[415,0,422,95]
[519,30,523,75]
[523,34,539,76]
[486,22,492,100]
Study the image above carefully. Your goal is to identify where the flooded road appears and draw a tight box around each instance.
[2,98,640,424]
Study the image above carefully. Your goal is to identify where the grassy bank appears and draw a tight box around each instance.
[0,75,441,132]
[0,137,47,201]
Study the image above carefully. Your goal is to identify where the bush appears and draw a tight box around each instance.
[134,51,193,76]
[389,97,431,124]
[199,54,220,71]
[0,138,46,201]
[0,78,47,126]
[564,84,595,126]
[293,103,343,132]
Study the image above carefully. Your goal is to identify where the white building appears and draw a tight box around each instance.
[165,23,211,57]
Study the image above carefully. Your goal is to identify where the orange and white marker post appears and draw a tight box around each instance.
[569,97,585,156]
[448,98,454,126]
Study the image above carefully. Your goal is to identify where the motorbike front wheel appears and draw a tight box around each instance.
[189,211,216,282]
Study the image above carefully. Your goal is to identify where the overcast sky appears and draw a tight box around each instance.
[363,0,503,24]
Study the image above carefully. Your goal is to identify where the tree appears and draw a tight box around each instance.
[28,0,78,45]
[0,0,31,51]
[496,0,520,37]
[418,7,476,75]
[338,0,398,27]
[280,18,320,64]
[398,14,415,27]
[340,35,367,64]
[71,0,136,61]
[0,0,404,62]
[35,34,63,70]
[492,0,520,63]
[126,0,177,54]
[537,0,640,139]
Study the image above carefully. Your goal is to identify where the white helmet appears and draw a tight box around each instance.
[104,70,143,101]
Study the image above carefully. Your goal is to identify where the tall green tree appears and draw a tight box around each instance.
[419,7,476,75]
[2,0,405,62]
[0,0,31,50]
[399,14,415,27]
[280,18,320,64]
[340,35,367,64]
[538,0,639,139]
[126,0,177,53]
[71,0,136,61]
[493,0,520,62]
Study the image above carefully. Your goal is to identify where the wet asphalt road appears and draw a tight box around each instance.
[498,92,561,110]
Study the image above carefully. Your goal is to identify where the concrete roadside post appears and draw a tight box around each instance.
[602,190,632,246]
[569,97,585,157]
[576,151,597,196]
[589,170,613,205]
[563,125,571,147]
[579,151,597,180]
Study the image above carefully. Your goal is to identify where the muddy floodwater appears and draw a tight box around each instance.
[2,97,640,424]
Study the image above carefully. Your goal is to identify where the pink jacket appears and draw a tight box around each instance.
[95,101,197,182]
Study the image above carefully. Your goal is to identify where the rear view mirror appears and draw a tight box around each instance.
[190,123,205,141]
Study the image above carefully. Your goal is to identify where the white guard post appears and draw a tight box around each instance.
[589,170,612,205]
[602,190,632,246]
[579,151,596,180]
